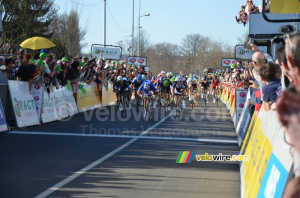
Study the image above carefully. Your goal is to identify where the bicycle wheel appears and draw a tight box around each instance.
[144,100,149,121]
[122,95,127,117]
[135,93,140,111]
[148,99,153,121]
[158,93,161,110]
[204,94,207,106]
[164,93,168,114]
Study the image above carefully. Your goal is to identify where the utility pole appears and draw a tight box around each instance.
[104,0,106,46]
[132,0,134,56]
[138,0,141,57]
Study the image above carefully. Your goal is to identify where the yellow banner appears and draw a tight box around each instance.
[270,0,300,14]
[77,83,101,112]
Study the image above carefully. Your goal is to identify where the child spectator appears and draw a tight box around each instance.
[259,63,282,111]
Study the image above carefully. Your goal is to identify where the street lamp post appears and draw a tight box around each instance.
[137,0,150,57]
[132,0,134,56]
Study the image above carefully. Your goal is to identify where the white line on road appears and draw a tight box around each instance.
[33,111,174,198]
[10,131,237,144]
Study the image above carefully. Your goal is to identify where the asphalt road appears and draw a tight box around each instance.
[0,98,240,198]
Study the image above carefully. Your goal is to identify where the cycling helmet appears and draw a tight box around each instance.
[175,76,184,81]
[169,72,173,76]
[117,76,123,81]
[137,74,142,80]
[143,82,150,90]
[142,75,146,79]
[166,73,171,77]
[161,71,165,74]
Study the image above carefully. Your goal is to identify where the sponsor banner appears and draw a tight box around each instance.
[77,83,101,112]
[237,106,253,147]
[92,45,121,60]
[235,89,248,124]
[235,46,268,59]
[31,83,43,120]
[62,86,78,116]
[257,153,288,198]
[0,99,8,132]
[41,88,69,124]
[127,56,147,66]
[8,80,40,127]
[270,0,300,14]
[101,83,117,106]
[221,58,238,67]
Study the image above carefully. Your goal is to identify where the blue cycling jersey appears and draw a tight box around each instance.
[132,78,144,89]
[138,80,157,95]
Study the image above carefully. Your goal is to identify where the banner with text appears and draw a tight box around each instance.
[8,81,40,128]
[41,87,69,124]
[62,86,78,116]
[32,83,43,120]
[77,83,102,112]
[92,45,121,60]
[235,46,268,59]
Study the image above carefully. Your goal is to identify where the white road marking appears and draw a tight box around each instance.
[10,131,237,144]
[33,111,174,198]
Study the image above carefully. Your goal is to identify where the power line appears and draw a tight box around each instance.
[106,1,130,33]
[68,0,104,7]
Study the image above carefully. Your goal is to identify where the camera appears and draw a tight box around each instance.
[279,25,295,34]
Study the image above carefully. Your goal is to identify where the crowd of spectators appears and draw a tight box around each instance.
[217,34,300,196]
[0,48,152,94]
[235,0,270,26]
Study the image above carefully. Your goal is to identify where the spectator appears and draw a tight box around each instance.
[277,45,294,89]
[259,63,282,111]
[66,60,80,81]
[247,0,258,15]
[277,33,300,197]
[15,48,26,68]
[82,56,89,64]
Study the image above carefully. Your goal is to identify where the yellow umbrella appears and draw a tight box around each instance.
[20,36,56,50]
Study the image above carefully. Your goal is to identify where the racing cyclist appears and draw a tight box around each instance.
[131,74,145,105]
[137,80,158,118]
[172,76,188,116]
[201,78,210,103]
[211,76,220,103]
[114,76,132,111]
[159,72,173,110]
[187,75,199,103]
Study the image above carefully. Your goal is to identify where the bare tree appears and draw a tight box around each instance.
[51,9,86,56]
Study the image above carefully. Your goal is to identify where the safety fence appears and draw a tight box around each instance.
[220,83,292,198]
[0,80,117,131]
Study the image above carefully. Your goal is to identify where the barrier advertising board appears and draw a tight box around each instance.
[41,87,69,123]
[8,80,40,127]
[31,83,43,120]
[77,83,101,112]
[0,99,8,132]
[62,86,78,116]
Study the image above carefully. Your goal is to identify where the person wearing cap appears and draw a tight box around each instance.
[39,52,56,78]
[82,56,89,63]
